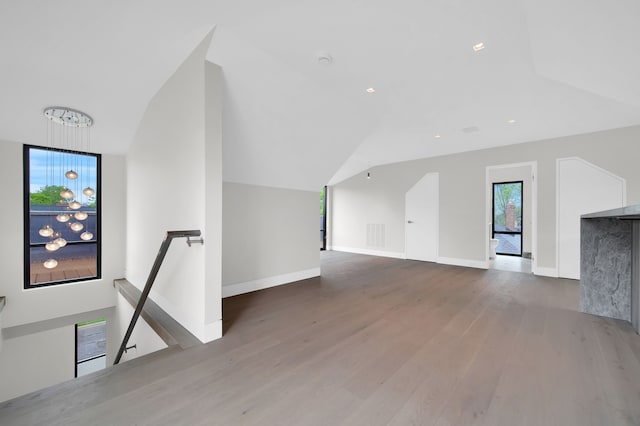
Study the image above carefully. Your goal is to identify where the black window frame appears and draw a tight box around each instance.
[320,186,327,251]
[492,180,523,257]
[23,144,102,289]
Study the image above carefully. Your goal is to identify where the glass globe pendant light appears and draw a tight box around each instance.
[60,188,74,200]
[43,259,58,269]
[56,213,71,223]
[39,225,54,237]
[45,241,60,252]
[70,222,84,232]
[38,107,95,281]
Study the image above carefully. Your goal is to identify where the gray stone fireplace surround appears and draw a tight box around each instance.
[581,205,640,333]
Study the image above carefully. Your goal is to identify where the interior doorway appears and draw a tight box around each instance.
[75,318,107,377]
[492,181,523,256]
[320,186,327,251]
[405,173,439,262]
[486,162,537,274]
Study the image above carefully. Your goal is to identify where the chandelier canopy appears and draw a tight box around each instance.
[38,107,96,271]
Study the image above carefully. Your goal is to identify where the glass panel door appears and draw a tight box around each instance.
[320,186,327,251]
[492,181,523,256]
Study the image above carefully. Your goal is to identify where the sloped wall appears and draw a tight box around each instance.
[126,32,222,342]
[331,125,640,274]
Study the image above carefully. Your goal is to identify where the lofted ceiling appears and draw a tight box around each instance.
[1,0,639,191]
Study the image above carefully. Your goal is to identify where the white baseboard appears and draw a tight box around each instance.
[534,267,559,278]
[437,257,489,269]
[200,319,223,343]
[222,267,321,298]
[329,246,406,259]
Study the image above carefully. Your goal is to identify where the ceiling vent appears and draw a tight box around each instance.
[317,53,333,65]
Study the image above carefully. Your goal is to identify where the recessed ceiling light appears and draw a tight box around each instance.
[472,42,485,52]
[434,134,441,139]
[507,119,516,124]
[366,87,376,93]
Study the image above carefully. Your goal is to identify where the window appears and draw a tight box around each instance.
[320,186,327,251]
[492,181,523,256]
[24,145,101,288]
[76,318,107,377]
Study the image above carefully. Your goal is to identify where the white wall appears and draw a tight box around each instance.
[115,293,167,363]
[0,306,116,402]
[0,139,126,402]
[222,182,320,297]
[557,158,626,279]
[0,325,73,402]
[126,31,222,342]
[0,141,126,327]
[331,126,640,272]
[204,62,223,325]
[488,165,532,254]
[330,169,407,258]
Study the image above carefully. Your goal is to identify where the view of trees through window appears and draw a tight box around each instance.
[25,146,100,287]
[493,182,522,232]
[493,181,523,256]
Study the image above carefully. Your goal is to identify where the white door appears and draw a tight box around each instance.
[557,158,625,279]
[405,173,439,261]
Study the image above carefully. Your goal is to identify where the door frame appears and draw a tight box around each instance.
[485,161,538,274]
[492,180,524,257]
[405,172,439,262]
[320,186,327,251]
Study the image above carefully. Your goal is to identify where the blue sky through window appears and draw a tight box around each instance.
[30,148,97,206]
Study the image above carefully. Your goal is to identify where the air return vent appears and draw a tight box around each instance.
[366,224,386,248]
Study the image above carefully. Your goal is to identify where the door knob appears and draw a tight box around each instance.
[407,220,414,224]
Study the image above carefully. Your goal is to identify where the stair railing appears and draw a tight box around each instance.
[114,230,203,365]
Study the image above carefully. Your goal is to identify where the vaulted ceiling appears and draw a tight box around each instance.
[1,0,639,191]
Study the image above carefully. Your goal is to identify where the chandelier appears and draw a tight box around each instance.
[40,107,96,270]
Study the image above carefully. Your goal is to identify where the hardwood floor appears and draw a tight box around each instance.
[2,251,640,425]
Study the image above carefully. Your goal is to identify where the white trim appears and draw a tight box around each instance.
[405,172,439,262]
[534,267,558,278]
[222,267,321,298]
[200,319,223,343]
[330,246,406,259]
[437,257,488,269]
[558,157,629,192]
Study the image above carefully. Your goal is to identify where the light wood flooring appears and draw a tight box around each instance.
[489,255,532,274]
[2,251,640,425]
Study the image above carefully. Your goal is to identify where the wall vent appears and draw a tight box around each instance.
[366,224,386,248]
